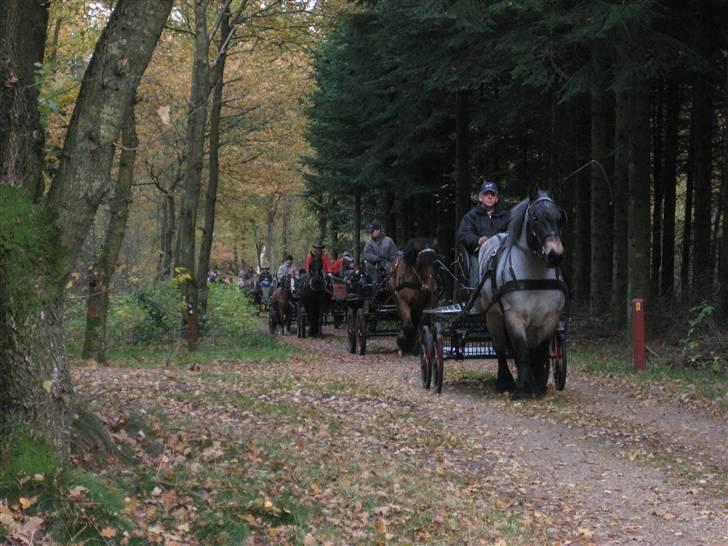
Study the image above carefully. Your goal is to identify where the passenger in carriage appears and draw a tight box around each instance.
[332,251,357,280]
[276,255,297,283]
[457,179,509,288]
[363,220,399,284]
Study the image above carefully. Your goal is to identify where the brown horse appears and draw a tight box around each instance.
[388,238,441,353]
[297,253,331,337]
[269,274,294,335]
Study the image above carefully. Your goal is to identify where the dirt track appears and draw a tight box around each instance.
[287,332,728,545]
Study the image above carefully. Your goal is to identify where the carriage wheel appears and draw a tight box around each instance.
[355,307,367,356]
[346,308,357,353]
[420,326,434,389]
[433,322,445,394]
[550,333,567,391]
[297,304,306,338]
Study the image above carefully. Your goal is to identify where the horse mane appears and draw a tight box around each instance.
[402,238,431,266]
[506,199,529,242]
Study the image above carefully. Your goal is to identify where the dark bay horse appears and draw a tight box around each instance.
[269,274,294,335]
[388,238,441,354]
[478,188,568,399]
[298,253,331,337]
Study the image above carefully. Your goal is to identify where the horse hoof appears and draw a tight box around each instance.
[510,390,534,401]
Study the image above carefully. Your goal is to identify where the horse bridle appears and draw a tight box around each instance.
[524,196,564,261]
[394,248,438,292]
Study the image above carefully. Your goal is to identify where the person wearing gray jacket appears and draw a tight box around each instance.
[363,221,399,284]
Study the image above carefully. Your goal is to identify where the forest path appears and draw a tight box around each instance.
[286,332,728,545]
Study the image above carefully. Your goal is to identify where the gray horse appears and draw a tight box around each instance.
[478,188,568,399]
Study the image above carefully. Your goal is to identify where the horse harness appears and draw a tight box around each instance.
[466,235,571,315]
[392,248,437,293]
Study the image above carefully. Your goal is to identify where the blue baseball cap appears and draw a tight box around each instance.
[479,180,499,195]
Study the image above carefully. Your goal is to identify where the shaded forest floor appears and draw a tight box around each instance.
[3,327,728,545]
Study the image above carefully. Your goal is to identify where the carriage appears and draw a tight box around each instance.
[420,190,572,396]
[420,300,569,394]
[344,266,401,355]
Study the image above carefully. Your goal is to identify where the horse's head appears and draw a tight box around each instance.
[307,252,326,291]
[525,189,566,267]
[402,238,440,296]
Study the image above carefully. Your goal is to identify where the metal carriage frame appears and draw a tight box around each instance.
[344,272,401,355]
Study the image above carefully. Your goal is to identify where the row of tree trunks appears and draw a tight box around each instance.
[83,105,139,363]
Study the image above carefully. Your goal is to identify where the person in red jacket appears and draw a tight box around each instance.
[305,241,336,273]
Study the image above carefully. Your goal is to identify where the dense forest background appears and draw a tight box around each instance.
[304,0,728,328]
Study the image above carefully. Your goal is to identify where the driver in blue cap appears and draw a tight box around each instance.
[457,179,509,288]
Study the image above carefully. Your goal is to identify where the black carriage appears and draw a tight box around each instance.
[327,275,350,329]
[420,246,570,394]
[344,269,400,355]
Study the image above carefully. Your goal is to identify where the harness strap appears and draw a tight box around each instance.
[483,278,570,314]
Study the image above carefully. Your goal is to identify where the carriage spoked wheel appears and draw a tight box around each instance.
[433,322,445,394]
[550,333,567,391]
[346,307,357,354]
[297,303,306,338]
[355,307,367,356]
[420,325,434,389]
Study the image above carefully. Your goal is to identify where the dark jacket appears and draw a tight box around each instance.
[457,203,509,253]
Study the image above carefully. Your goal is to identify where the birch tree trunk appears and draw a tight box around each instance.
[83,105,138,363]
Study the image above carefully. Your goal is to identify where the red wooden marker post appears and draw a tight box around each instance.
[632,298,646,371]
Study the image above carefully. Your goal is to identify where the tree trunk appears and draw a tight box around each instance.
[0,0,48,202]
[572,97,591,302]
[197,7,230,314]
[158,194,175,280]
[353,191,362,263]
[627,78,652,302]
[1,0,172,461]
[267,206,275,267]
[719,82,728,319]
[611,88,630,325]
[385,191,396,239]
[681,126,695,297]
[178,0,210,351]
[661,83,680,297]
[690,78,714,300]
[650,84,664,296]
[589,63,612,314]
[281,194,290,257]
[83,105,138,364]
[455,89,471,229]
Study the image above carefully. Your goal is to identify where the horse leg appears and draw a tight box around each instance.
[530,339,550,397]
[408,308,423,354]
[496,356,515,392]
[396,299,413,353]
[487,313,515,392]
[504,316,535,400]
